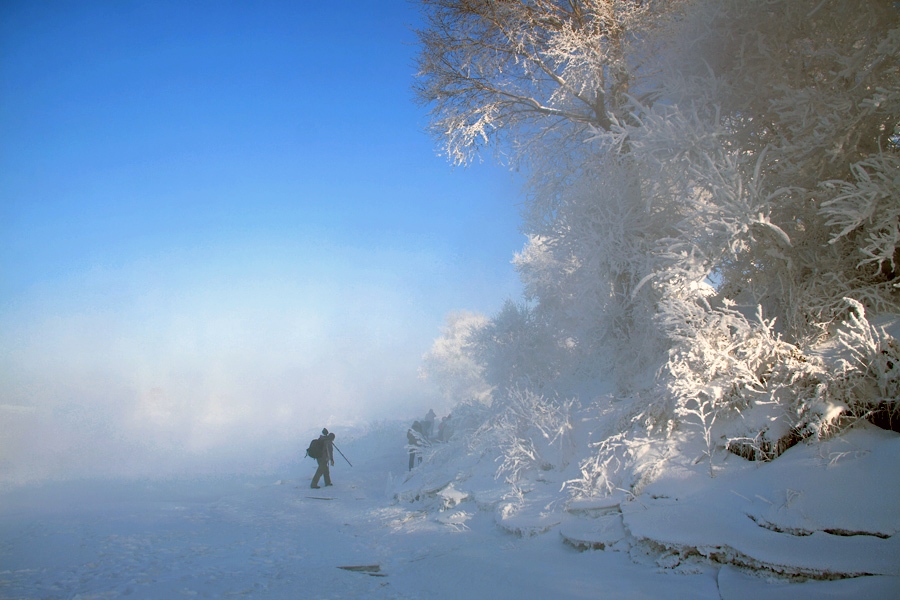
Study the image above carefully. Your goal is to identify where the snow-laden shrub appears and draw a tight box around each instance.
[721,299,900,455]
[565,390,683,499]
[821,153,900,278]
[658,292,859,468]
[448,398,492,442]
[834,299,900,429]
[567,428,645,499]
[662,298,807,469]
[568,296,900,498]
[662,294,900,470]
[485,387,577,484]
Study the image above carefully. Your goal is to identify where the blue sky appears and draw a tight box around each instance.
[0,1,524,481]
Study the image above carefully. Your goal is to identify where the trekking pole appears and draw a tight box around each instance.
[333,443,353,467]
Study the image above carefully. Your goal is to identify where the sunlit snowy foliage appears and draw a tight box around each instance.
[414,0,900,572]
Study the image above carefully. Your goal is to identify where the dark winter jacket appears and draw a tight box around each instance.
[318,434,334,463]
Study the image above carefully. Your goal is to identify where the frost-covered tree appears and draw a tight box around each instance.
[416,0,900,486]
[414,0,658,166]
[415,0,679,388]
[419,311,493,405]
[662,0,900,343]
[469,299,571,392]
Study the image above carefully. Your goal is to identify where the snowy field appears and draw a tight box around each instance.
[1,422,898,599]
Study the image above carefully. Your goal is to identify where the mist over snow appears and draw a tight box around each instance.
[0,237,517,485]
[0,0,525,486]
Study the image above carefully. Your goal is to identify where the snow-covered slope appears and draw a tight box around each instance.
[390,417,900,598]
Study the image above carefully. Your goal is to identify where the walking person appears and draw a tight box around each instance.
[311,429,335,489]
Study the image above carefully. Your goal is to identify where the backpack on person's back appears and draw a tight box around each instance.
[306,437,324,459]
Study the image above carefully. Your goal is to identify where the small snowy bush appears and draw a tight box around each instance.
[488,388,577,484]
[834,299,900,429]
[660,298,821,469]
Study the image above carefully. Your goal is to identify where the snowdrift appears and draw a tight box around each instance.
[397,420,900,598]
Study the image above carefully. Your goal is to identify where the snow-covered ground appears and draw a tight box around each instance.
[1,422,897,599]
